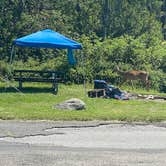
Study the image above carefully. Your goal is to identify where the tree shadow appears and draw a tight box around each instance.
[0,86,56,94]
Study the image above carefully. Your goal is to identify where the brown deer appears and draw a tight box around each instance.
[115,66,150,90]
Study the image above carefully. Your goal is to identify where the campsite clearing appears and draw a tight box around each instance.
[0,83,165,122]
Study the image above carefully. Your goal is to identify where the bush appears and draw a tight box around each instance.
[159,77,166,93]
[0,61,13,79]
[149,70,166,91]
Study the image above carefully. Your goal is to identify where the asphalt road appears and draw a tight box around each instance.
[0,120,166,166]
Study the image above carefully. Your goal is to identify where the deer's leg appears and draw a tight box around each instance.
[131,80,134,89]
[145,74,150,91]
[119,78,126,87]
[146,80,150,91]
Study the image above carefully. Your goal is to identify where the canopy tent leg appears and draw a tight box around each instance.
[9,45,15,64]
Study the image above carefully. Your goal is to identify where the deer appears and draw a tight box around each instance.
[115,66,150,91]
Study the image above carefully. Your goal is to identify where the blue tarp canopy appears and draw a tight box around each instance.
[13,29,82,49]
[12,29,82,64]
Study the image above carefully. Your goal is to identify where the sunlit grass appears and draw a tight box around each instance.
[0,82,165,122]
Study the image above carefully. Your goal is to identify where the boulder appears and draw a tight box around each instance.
[55,98,86,110]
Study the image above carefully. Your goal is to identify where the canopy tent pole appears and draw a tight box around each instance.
[9,45,15,64]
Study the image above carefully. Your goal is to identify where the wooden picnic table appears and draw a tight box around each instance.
[13,69,63,94]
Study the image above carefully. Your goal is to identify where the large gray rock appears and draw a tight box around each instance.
[55,98,86,110]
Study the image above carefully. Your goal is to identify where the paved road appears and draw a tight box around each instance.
[0,120,166,166]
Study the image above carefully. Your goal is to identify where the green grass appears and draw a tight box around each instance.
[0,82,165,122]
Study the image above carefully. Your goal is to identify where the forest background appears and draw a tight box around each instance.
[0,0,166,92]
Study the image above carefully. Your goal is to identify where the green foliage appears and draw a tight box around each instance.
[160,53,166,72]
[149,70,165,90]
[0,0,165,91]
[160,78,166,93]
[0,61,13,78]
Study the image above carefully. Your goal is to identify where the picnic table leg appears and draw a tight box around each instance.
[19,81,22,89]
[52,82,58,94]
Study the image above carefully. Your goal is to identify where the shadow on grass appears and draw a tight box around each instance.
[0,87,56,94]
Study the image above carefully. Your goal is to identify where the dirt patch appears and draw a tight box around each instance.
[128,93,166,101]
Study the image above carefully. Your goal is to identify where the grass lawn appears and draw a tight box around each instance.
[0,82,165,122]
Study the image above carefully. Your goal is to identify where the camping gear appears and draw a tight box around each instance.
[88,89,105,98]
[92,80,129,100]
[94,80,107,89]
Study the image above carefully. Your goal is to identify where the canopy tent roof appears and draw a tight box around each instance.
[12,29,82,64]
[13,29,82,49]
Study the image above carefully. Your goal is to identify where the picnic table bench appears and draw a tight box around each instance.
[13,69,63,94]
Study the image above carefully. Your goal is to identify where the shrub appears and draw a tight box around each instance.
[159,76,166,93]
[149,70,166,91]
[0,61,13,79]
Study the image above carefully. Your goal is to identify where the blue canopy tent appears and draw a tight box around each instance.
[10,29,86,94]
[10,29,82,64]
